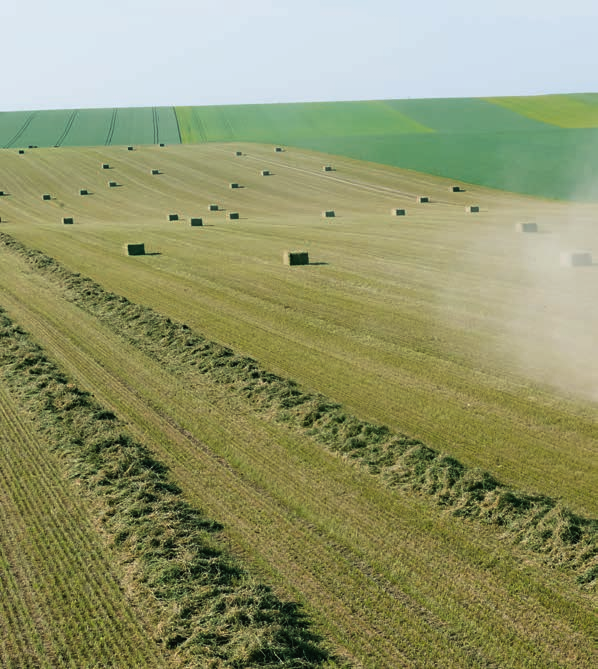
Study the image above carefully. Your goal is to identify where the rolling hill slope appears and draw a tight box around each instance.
[3,93,598,200]
[1,141,598,666]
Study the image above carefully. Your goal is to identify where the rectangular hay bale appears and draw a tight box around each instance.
[516,222,538,233]
[151,169,160,175]
[391,208,406,216]
[450,185,462,192]
[560,251,592,267]
[102,163,110,169]
[168,213,179,221]
[79,189,89,195]
[466,205,480,213]
[42,194,51,200]
[62,217,74,224]
[261,170,270,176]
[108,181,118,187]
[417,196,429,203]
[323,165,333,172]
[208,204,219,211]
[283,251,309,266]
[230,183,240,189]
[228,212,239,220]
[322,210,335,218]
[125,243,145,256]
[190,218,203,226]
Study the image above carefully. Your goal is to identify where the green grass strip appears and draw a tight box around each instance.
[0,303,332,668]
[1,230,597,590]
[487,94,598,128]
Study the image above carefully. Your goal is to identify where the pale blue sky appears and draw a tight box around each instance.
[1,0,597,111]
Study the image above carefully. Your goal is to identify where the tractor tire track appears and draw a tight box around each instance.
[104,108,118,145]
[53,109,78,147]
[4,112,38,148]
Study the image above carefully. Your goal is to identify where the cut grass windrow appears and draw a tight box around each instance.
[0,305,331,668]
[1,230,597,590]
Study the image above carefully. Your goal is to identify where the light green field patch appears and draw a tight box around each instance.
[386,97,549,133]
[487,94,598,128]
[176,100,432,144]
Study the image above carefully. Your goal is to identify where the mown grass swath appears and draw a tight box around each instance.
[1,230,596,589]
[0,302,331,668]
[0,384,167,668]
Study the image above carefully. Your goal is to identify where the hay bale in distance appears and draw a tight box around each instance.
[168,213,179,221]
[18,149,25,154]
[42,194,51,201]
[450,185,462,192]
[208,204,219,211]
[0,191,5,196]
[416,196,429,203]
[108,181,118,188]
[79,189,89,195]
[283,251,309,266]
[62,217,74,224]
[230,183,240,189]
[235,151,242,156]
[322,210,336,218]
[560,251,592,267]
[151,169,160,175]
[159,143,165,147]
[274,147,283,152]
[516,222,538,233]
[127,146,134,151]
[323,165,333,172]
[190,218,203,226]
[391,208,406,216]
[125,243,145,256]
[228,212,239,220]
[261,170,271,176]
[101,163,110,169]
[466,205,480,213]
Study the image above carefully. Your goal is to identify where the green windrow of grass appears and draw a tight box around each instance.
[2,230,597,591]
[0,301,332,669]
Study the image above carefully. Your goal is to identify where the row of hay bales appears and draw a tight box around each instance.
[123,242,311,265]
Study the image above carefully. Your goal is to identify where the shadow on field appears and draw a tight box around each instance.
[144,252,162,256]
[309,261,329,266]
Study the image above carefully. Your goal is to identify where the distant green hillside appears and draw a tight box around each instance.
[2,94,598,200]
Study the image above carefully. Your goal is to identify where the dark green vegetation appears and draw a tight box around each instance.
[0,107,180,149]
[3,93,598,199]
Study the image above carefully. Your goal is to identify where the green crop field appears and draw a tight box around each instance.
[0,141,597,667]
[488,94,598,128]
[4,92,598,200]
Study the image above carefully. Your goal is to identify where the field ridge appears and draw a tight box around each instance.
[1,230,596,590]
[0,303,332,668]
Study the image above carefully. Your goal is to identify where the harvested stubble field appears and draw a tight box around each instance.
[1,142,598,667]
